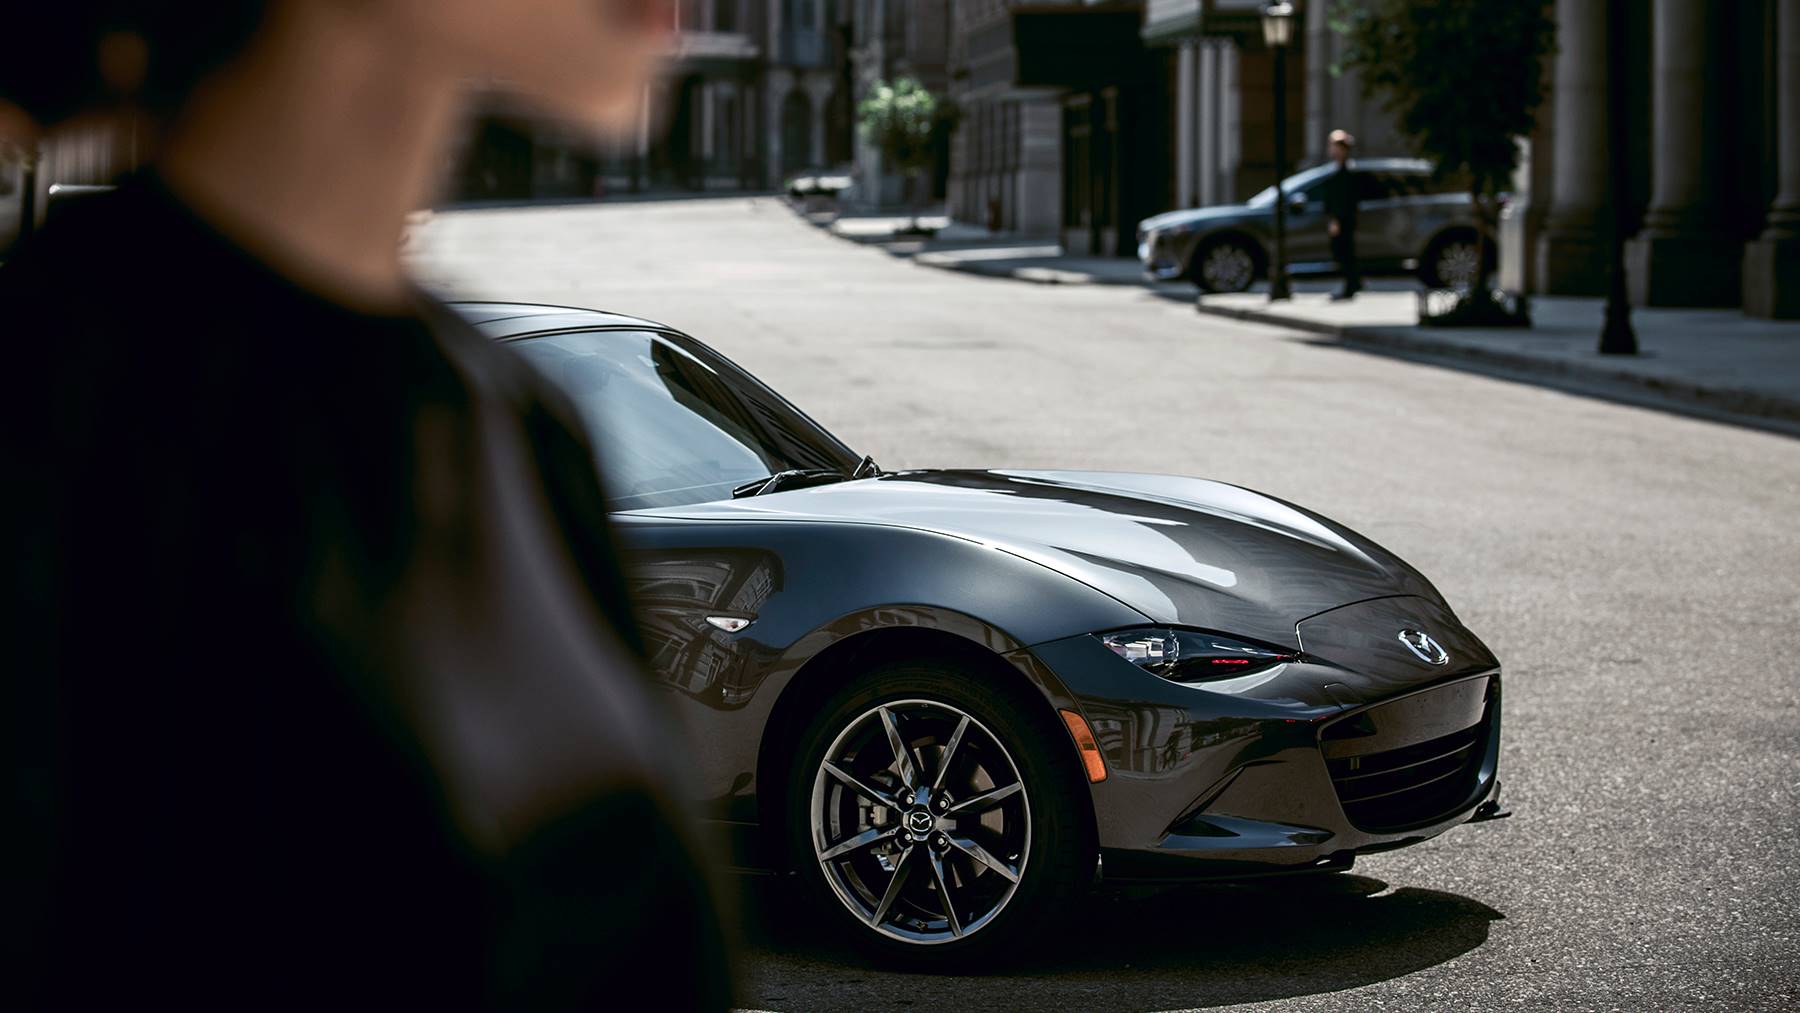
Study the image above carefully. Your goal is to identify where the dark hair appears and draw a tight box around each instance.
[0,2,270,125]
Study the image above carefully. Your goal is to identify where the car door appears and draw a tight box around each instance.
[1351,170,1407,263]
[1284,178,1334,267]
[1400,170,1480,263]
[610,515,788,820]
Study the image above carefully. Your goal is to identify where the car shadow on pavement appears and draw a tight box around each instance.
[730,872,1504,1012]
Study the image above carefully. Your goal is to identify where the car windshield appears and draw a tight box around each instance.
[512,328,861,510]
[1244,163,1340,207]
[1243,160,1437,206]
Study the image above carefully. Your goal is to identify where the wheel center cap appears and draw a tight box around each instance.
[905,808,935,839]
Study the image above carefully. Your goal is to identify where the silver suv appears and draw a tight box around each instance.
[1137,158,1490,293]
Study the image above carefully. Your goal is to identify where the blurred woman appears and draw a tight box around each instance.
[1,2,733,1009]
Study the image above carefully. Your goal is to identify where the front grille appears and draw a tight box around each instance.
[1325,715,1488,832]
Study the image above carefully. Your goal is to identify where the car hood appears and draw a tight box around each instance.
[1138,204,1258,234]
[650,469,1444,649]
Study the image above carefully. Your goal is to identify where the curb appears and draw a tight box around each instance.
[1194,301,1800,430]
[791,202,944,247]
[795,203,1144,286]
[827,225,933,247]
[908,255,1145,286]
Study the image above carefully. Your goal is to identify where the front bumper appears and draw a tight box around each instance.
[1138,229,1195,281]
[1010,595,1505,881]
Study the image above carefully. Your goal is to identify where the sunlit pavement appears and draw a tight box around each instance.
[413,196,1799,1012]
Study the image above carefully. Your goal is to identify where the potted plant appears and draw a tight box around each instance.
[856,77,941,236]
[1336,0,1554,326]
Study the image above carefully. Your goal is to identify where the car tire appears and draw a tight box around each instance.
[788,659,1093,967]
[1191,235,1260,294]
[1419,230,1492,289]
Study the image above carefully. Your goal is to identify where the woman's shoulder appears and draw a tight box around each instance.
[422,298,567,395]
[0,178,263,335]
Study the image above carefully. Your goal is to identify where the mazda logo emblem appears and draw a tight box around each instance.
[907,810,934,835]
[1397,629,1449,666]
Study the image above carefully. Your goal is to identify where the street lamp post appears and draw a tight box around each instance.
[1262,2,1295,301]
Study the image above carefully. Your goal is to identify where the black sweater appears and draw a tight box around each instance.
[3,177,731,1010]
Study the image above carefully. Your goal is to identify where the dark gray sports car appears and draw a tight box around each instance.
[459,301,1509,963]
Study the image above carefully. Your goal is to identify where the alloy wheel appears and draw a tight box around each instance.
[1435,240,1483,289]
[1200,243,1255,293]
[809,699,1031,945]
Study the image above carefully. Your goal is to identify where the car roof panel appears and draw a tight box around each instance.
[1359,157,1434,172]
[448,301,670,339]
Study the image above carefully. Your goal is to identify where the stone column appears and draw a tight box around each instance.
[1626,0,1739,306]
[1536,0,1609,294]
[1304,0,1333,166]
[1016,93,1063,238]
[1198,40,1220,206]
[1176,41,1196,209]
[1743,0,1800,318]
[1220,42,1242,199]
[808,76,829,178]
[763,69,792,188]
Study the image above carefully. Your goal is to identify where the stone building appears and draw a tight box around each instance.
[1143,0,1329,211]
[1146,0,1796,317]
[845,0,951,208]
[502,1,860,198]
[945,1,1064,238]
[946,0,1349,252]
[978,0,1797,319]
[948,1,1174,252]
[584,0,779,195]
[760,0,855,183]
[1534,0,1796,316]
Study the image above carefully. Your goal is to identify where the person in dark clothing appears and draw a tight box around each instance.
[1319,128,1363,301]
[3,3,733,1010]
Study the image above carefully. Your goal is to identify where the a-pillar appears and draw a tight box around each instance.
[1626,0,1740,306]
[1743,0,1800,318]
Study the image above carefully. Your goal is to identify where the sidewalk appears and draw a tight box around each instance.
[1197,288,1800,432]
[814,207,1150,285]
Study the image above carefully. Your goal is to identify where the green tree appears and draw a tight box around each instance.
[857,77,939,230]
[1335,0,1554,307]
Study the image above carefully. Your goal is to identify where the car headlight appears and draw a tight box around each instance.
[1097,628,1297,684]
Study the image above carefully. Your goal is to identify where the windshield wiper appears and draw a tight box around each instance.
[732,457,882,499]
[732,468,846,498]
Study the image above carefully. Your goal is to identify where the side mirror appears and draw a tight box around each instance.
[1289,195,1309,210]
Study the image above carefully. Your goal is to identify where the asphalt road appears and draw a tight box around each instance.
[412,195,1799,1011]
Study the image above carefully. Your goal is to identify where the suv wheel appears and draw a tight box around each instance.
[1421,231,1489,289]
[1193,236,1259,294]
